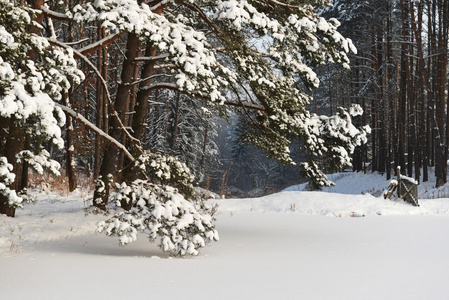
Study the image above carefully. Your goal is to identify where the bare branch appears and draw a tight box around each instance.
[144,82,178,91]
[65,38,90,46]
[176,0,221,35]
[267,0,300,10]
[144,82,265,111]
[155,64,177,70]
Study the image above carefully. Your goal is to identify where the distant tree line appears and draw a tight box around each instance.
[317,0,449,187]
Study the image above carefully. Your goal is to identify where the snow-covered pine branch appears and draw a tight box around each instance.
[300,105,371,189]
[97,180,219,256]
[54,103,135,162]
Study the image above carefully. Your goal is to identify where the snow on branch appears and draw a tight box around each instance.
[55,103,135,162]
[223,101,265,112]
[97,180,219,256]
[135,53,170,62]
[40,6,71,21]
[78,32,125,56]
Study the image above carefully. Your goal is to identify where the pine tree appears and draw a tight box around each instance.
[0,0,83,216]
[0,0,369,252]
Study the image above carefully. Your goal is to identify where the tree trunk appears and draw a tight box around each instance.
[119,44,159,191]
[0,0,45,216]
[0,120,25,217]
[410,0,427,183]
[171,92,181,153]
[398,0,408,173]
[117,42,141,176]
[94,24,106,179]
[132,45,157,140]
[435,0,447,187]
[407,25,415,178]
[64,92,77,192]
[386,5,393,180]
[93,33,141,210]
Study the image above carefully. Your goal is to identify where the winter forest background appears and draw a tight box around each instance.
[1,0,449,255]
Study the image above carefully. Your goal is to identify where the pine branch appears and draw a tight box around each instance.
[40,6,71,21]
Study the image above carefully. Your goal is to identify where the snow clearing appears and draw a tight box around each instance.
[2,172,449,299]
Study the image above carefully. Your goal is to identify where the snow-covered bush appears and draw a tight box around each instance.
[95,151,218,255]
[0,157,22,209]
[97,180,219,256]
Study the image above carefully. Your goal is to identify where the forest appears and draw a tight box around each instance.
[320,0,449,187]
[229,0,449,193]
[0,0,448,253]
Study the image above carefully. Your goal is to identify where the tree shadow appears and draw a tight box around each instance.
[29,234,173,259]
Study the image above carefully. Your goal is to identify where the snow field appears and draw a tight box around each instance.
[1,172,449,299]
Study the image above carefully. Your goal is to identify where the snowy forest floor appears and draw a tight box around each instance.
[2,171,449,299]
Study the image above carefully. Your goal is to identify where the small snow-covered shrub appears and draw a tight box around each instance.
[97,180,219,256]
[0,157,22,209]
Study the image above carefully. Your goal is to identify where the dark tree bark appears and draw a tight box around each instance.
[0,0,45,216]
[64,92,77,192]
[385,3,394,180]
[0,119,26,217]
[407,20,415,179]
[410,0,427,182]
[171,92,181,153]
[119,44,159,191]
[93,33,141,210]
[398,0,408,173]
[132,45,157,140]
[435,0,448,187]
[370,26,378,172]
[94,24,107,179]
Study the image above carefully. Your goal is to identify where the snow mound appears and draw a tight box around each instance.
[215,191,449,217]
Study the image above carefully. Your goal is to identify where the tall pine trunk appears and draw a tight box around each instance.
[119,44,159,209]
[0,119,25,217]
[398,0,408,173]
[93,33,141,210]
[435,0,447,187]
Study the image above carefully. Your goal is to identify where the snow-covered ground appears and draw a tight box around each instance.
[2,172,449,299]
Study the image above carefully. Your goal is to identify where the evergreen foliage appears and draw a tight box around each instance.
[97,179,219,256]
[0,0,83,215]
[1,0,370,253]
